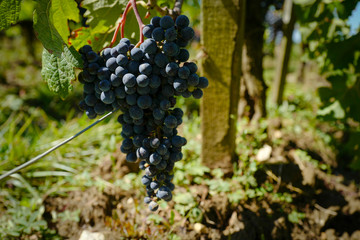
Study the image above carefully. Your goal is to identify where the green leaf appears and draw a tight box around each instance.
[69,20,110,51]
[41,45,83,98]
[0,0,22,31]
[51,0,80,42]
[63,45,84,68]
[82,0,127,29]
[33,0,64,56]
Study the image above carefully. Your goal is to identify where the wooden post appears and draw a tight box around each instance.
[272,0,296,105]
[200,0,245,173]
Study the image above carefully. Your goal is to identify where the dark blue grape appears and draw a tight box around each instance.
[115,66,128,78]
[133,135,145,148]
[139,63,152,76]
[157,186,172,200]
[175,15,190,28]
[160,99,171,110]
[153,108,165,120]
[178,66,190,79]
[126,152,137,162]
[137,95,152,109]
[81,45,92,54]
[122,124,134,136]
[192,88,203,99]
[165,27,177,41]
[197,77,209,88]
[144,196,151,204]
[150,138,160,148]
[140,39,157,55]
[165,62,179,77]
[164,115,178,128]
[102,48,112,59]
[110,73,121,87]
[182,90,192,98]
[176,37,188,47]
[99,80,111,92]
[86,107,97,119]
[149,75,161,89]
[145,165,158,178]
[176,49,189,62]
[150,181,160,190]
[154,53,169,68]
[141,175,152,186]
[137,86,151,95]
[116,54,128,66]
[94,102,106,115]
[115,86,126,99]
[97,67,111,80]
[172,135,185,147]
[85,94,97,106]
[111,47,119,57]
[160,15,174,29]
[149,201,159,211]
[163,42,179,57]
[156,144,167,155]
[184,62,198,73]
[149,152,162,165]
[180,27,195,41]
[101,90,115,104]
[122,138,134,150]
[106,57,117,71]
[127,61,140,74]
[151,16,161,27]
[126,94,137,106]
[144,53,155,64]
[120,38,131,46]
[143,24,154,38]
[123,73,137,87]
[115,42,129,54]
[129,106,144,119]
[187,73,199,86]
[88,63,100,75]
[125,86,137,94]
[83,71,96,82]
[152,27,165,41]
[134,125,145,134]
[86,51,99,63]
[136,74,149,87]
[162,85,175,97]
[173,78,187,92]
[130,48,144,61]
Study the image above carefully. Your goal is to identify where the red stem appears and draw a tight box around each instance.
[110,1,132,47]
[109,0,145,48]
[130,0,145,47]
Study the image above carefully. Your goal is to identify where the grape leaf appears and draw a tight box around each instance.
[51,0,80,42]
[41,46,83,98]
[0,0,22,30]
[69,20,110,52]
[82,0,127,29]
[33,0,64,56]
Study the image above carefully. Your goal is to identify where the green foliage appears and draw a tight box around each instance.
[41,46,83,98]
[288,210,306,224]
[0,0,22,31]
[51,0,80,43]
[33,0,65,56]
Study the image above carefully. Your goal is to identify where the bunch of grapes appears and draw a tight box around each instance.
[77,15,208,211]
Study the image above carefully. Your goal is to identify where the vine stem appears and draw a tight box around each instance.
[110,1,132,47]
[110,0,145,48]
[130,0,145,47]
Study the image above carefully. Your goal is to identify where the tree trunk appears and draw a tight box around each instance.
[200,0,245,174]
[272,0,296,105]
[238,0,267,123]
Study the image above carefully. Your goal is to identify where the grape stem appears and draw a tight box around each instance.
[110,0,145,48]
[147,0,183,17]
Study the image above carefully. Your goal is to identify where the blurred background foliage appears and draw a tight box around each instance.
[0,0,359,239]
